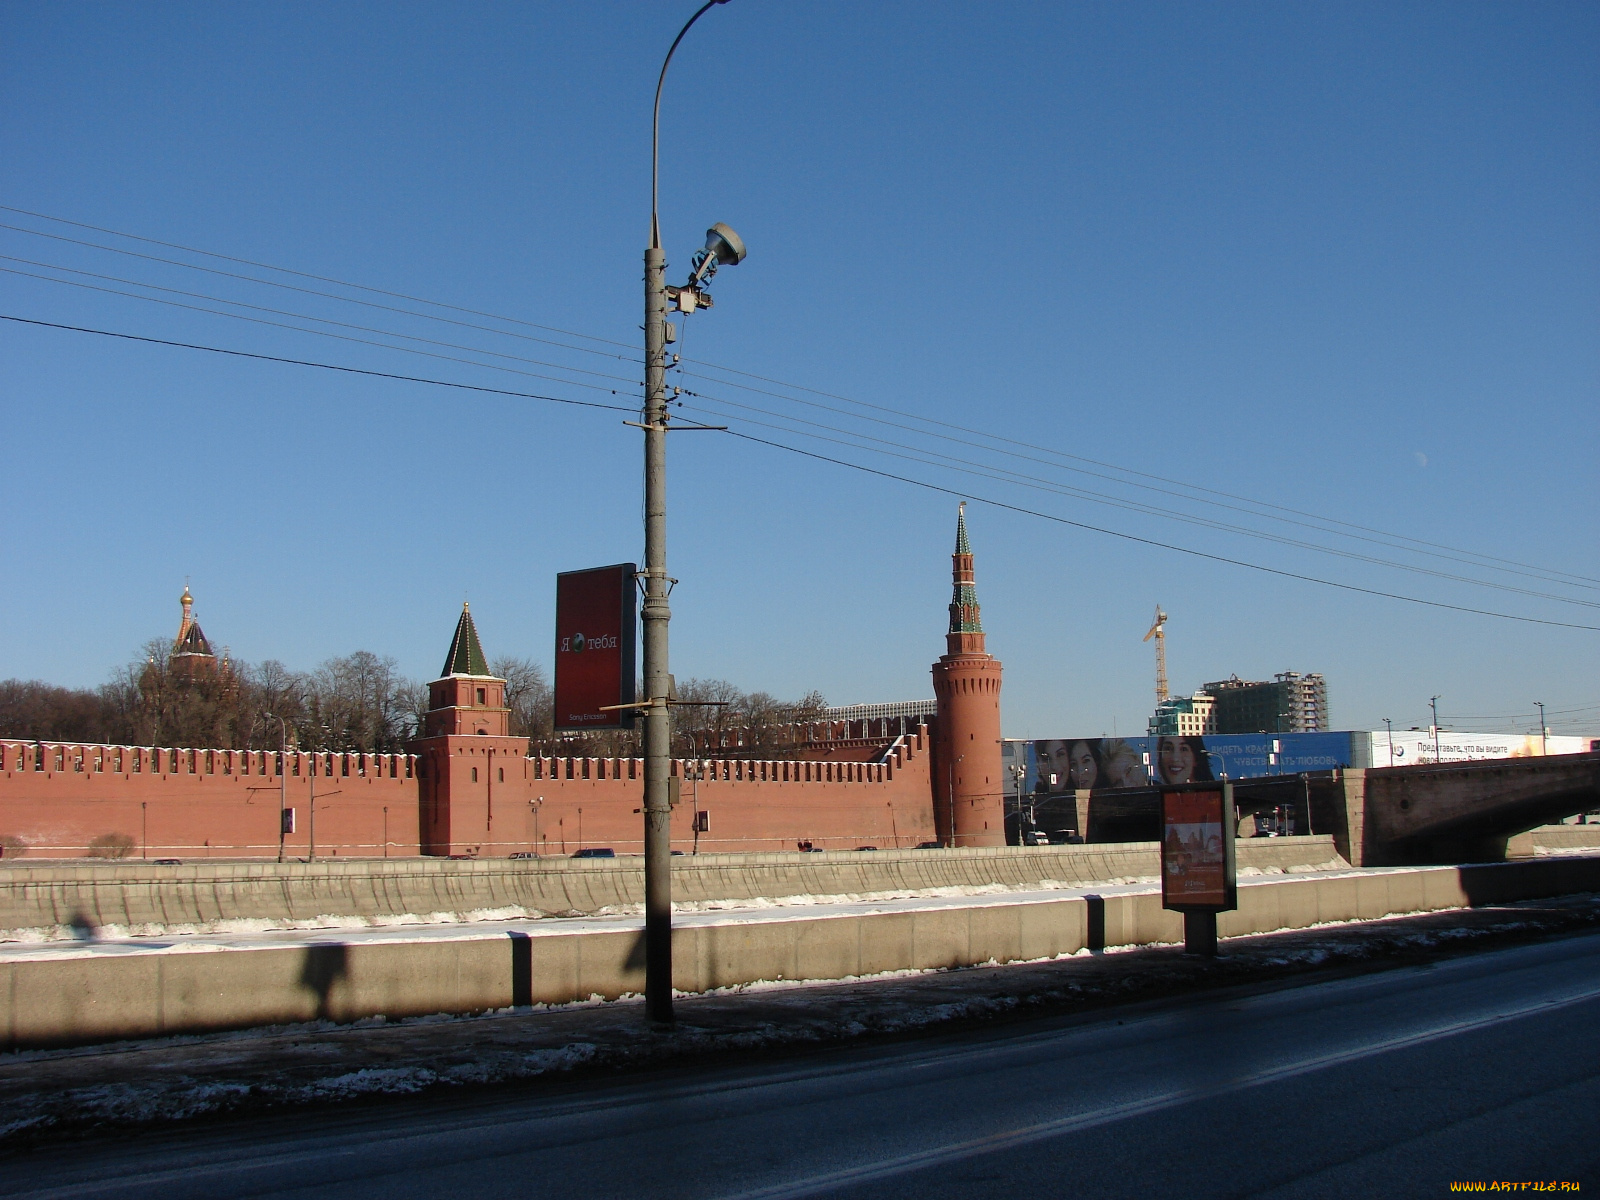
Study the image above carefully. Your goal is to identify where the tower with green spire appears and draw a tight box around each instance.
[947,501,985,652]
[409,603,529,857]
[932,502,1005,848]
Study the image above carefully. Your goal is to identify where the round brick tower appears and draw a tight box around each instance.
[931,503,1005,847]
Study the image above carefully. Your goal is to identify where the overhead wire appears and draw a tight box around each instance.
[0,221,643,368]
[0,265,638,397]
[672,391,1600,610]
[0,205,637,351]
[5,306,1596,632]
[0,254,640,387]
[5,203,1592,594]
[678,364,1600,594]
[13,238,1589,608]
[679,357,1600,591]
[709,426,1600,632]
[0,314,635,413]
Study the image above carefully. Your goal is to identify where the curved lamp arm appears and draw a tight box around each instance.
[652,0,731,249]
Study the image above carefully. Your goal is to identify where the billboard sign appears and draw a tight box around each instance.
[554,563,637,731]
[1024,733,1358,792]
[1161,786,1236,912]
[1149,732,1354,784]
[1028,738,1151,796]
[1364,731,1588,767]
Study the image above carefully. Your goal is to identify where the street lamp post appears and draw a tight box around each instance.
[1429,696,1442,765]
[641,0,739,1025]
[1535,701,1547,756]
[1383,717,1394,767]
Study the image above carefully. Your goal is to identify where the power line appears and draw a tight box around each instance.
[0,265,636,397]
[0,254,640,387]
[6,308,1595,630]
[714,427,1600,632]
[7,202,1592,593]
[679,363,1600,593]
[0,314,635,413]
[0,205,637,351]
[674,394,1600,611]
[13,249,1576,608]
[0,220,643,367]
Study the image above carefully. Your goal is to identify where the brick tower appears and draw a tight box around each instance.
[409,603,529,856]
[931,504,1005,847]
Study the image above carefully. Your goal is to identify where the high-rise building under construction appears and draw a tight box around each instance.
[1202,672,1329,734]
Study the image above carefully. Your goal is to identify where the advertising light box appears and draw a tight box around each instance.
[553,563,637,731]
[1161,787,1236,912]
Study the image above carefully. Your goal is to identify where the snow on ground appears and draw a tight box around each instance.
[0,863,1356,945]
[0,862,1424,958]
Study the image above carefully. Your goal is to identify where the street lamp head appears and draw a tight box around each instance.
[687,222,746,287]
[705,222,746,266]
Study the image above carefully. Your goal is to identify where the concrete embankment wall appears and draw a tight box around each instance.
[1509,825,1600,857]
[0,837,1342,934]
[5,855,1597,1050]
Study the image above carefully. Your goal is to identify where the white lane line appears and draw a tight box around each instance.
[710,985,1600,1200]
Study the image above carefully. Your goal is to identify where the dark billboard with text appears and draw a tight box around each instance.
[553,563,637,731]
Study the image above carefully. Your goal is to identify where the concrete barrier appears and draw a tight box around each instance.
[3,854,1594,1051]
[1508,824,1600,857]
[0,837,1343,935]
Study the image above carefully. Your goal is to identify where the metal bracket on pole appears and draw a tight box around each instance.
[624,419,728,432]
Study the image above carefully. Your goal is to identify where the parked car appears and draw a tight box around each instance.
[913,840,944,849]
[571,847,616,859]
[509,851,538,860]
[855,845,878,852]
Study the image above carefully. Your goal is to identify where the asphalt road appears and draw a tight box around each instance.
[5,933,1598,1199]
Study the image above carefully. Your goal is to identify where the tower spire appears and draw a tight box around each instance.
[441,601,490,677]
[947,502,984,652]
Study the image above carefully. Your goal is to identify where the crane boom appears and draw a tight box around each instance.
[1142,605,1169,705]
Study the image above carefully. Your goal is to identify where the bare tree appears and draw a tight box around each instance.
[0,679,109,742]
[491,655,552,740]
[670,678,828,758]
[307,651,413,752]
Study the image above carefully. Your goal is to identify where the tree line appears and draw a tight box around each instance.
[0,646,826,760]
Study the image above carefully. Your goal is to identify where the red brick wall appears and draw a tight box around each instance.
[0,742,420,859]
[0,730,937,860]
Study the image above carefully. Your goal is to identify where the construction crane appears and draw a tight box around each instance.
[1143,605,1169,705]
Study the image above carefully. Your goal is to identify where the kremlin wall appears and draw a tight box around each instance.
[0,510,1001,859]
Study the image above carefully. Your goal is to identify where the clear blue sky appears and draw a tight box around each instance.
[2,1,1595,739]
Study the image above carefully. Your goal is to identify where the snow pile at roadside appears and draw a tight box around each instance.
[0,880,1179,943]
[1,905,550,944]
[1236,858,1348,876]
